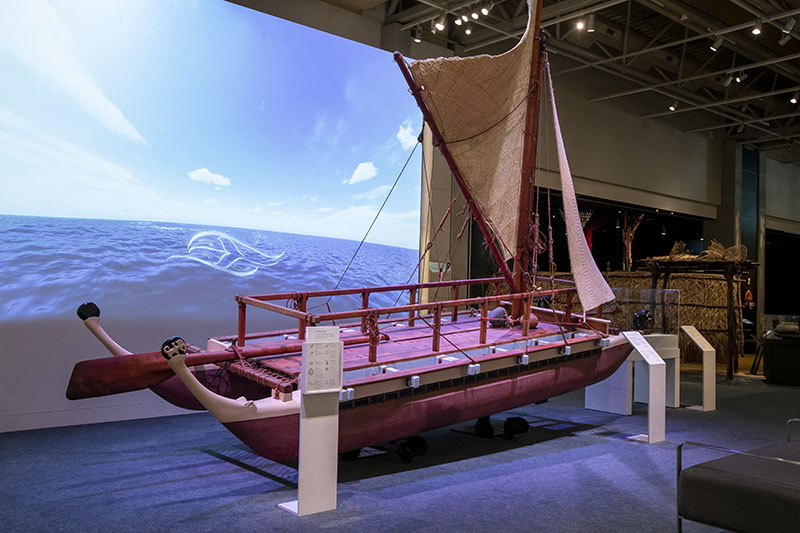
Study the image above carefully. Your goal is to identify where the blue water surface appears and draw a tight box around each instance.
[0,215,420,322]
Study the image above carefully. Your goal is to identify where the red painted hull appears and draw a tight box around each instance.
[150,368,269,411]
[224,341,633,462]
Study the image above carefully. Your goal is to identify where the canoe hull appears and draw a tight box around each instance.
[223,340,632,462]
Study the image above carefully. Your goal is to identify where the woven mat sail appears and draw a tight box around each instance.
[545,60,615,312]
[409,5,536,260]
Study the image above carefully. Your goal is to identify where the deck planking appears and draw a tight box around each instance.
[255,317,569,377]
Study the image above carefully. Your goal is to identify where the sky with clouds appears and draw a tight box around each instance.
[0,0,422,249]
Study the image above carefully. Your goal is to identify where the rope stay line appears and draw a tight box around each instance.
[308,140,420,312]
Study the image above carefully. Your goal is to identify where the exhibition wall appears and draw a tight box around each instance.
[0,1,422,432]
[765,157,800,234]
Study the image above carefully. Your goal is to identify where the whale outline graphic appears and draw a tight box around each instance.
[168,230,284,277]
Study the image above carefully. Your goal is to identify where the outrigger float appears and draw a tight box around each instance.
[66,0,633,462]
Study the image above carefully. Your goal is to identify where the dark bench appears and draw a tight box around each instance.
[677,419,800,532]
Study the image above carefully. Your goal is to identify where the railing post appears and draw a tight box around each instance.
[298,295,307,340]
[433,303,443,352]
[408,287,416,326]
[565,291,574,324]
[451,283,459,322]
[522,293,531,336]
[360,291,369,332]
[480,299,488,345]
[237,301,246,347]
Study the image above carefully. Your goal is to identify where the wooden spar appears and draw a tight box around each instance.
[512,0,546,314]
[393,52,516,290]
[66,334,385,400]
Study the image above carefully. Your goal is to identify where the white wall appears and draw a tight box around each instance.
[538,83,722,219]
[765,156,800,234]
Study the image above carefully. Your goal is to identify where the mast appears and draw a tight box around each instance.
[512,0,546,309]
[394,53,516,290]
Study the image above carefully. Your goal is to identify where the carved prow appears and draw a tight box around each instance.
[160,336,299,423]
[77,302,131,356]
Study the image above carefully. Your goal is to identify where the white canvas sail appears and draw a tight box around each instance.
[544,60,615,312]
[409,7,537,259]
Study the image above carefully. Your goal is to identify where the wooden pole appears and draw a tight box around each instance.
[513,0,546,314]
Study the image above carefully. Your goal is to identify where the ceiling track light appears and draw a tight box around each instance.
[710,36,723,52]
[736,124,745,133]
[454,16,463,26]
[434,13,446,32]
[669,100,678,112]
[791,91,799,105]
[576,18,585,30]
[735,71,748,83]
[587,14,596,33]
[481,2,494,16]
[752,18,763,35]
[411,25,422,43]
[779,32,792,46]
[783,17,796,33]
[465,23,473,35]
[461,14,469,22]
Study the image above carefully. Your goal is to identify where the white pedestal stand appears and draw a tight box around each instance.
[680,325,716,412]
[585,331,666,443]
[279,326,343,516]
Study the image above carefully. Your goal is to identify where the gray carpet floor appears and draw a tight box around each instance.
[1,374,798,532]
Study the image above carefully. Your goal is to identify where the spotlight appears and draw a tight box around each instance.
[735,71,748,83]
[481,2,494,16]
[462,14,469,22]
[722,74,733,87]
[710,36,723,52]
[411,25,422,43]
[454,17,462,26]
[471,7,479,19]
[791,91,799,105]
[434,14,446,32]
[465,23,473,35]
[752,18,763,35]
[779,33,792,46]
[661,225,666,236]
[783,17,796,33]
[576,19,585,30]
[587,14,596,33]
[669,100,678,112]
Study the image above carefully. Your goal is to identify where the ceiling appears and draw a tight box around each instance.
[329,0,800,165]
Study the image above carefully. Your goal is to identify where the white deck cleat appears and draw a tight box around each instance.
[467,363,481,376]
[408,375,421,388]
[561,345,572,356]
[597,337,611,347]
[518,354,529,365]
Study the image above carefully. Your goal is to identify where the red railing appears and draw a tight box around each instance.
[233,277,579,362]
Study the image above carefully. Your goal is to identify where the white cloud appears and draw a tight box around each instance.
[354,184,392,201]
[316,207,334,212]
[214,186,221,191]
[346,162,378,185]
[0,0,147,145]
[397,120,417,150]
[267,201,283,207]
[253,206,262,213]
[187,167,230,187]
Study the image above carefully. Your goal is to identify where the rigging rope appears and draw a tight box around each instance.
[309,141,420,312]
